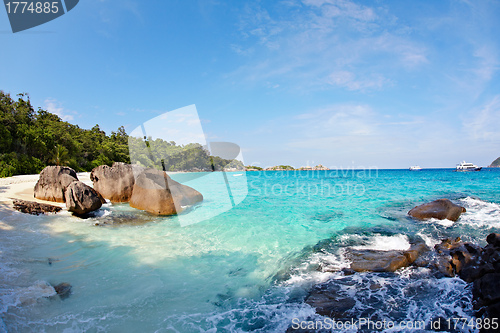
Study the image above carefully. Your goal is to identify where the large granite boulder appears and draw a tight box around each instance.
[129,168,203,215]
[408,199,466,222]
[64,181,103,215]
[90,163,142,202]
[34,166,78,202]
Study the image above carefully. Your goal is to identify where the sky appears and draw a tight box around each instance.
[1,0,500,169]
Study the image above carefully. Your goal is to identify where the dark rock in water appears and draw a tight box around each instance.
[12,199,61,215]
[486,233,500,247]
[408,199,466,222]
[427,238,482,278]
[305,283,356,319]
[91,163,142,203]
[129,168,203,215]
[346,242,430,273]
[64,181,103,215]
[34,166,78,203]
[452,233,500,321]
[473,273,500,306]
[93,209,159,226]
[53,282,72,299]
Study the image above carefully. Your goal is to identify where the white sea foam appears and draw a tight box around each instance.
[424,217,455,227]
[351,234,411,251]
[0,281,55,313]
[458,196,500,228]
[282,249,350,287]
[416,232,440,248]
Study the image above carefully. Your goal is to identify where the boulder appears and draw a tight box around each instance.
[426,238,482,278]
[90,163,142,202]
[463,233,500,319]
[473,273,500,306]
[129,168,203,215]
[13,199,62,215]
[486,233,500,247]
[64,181,103,215]
[34,166,78,202]
[347,242,430,273]
[408,199,466,222]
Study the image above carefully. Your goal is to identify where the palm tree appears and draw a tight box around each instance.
[50,144,70,166]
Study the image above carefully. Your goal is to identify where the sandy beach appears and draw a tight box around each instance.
[0,172,92,210]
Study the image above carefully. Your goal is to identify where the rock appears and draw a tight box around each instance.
[430,238,481,278]
[129,168,203,215]
[53,282,72,299]
[348,249,407,272]
[64,181,103,215]
[473,273,500,306]
[34,166,78,202]
[305,283,356,319]
[404,243,430,263]
[486,233,500,247]
[12,199,62,215]
[90,163,142,202]
[408,199,466,222]
[347,242,430,273]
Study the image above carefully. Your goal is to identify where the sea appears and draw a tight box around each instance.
[1,168,499,332]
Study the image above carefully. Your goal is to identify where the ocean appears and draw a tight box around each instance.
[1,169,499,332]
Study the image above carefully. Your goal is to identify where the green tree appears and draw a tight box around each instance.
[50,144,70,166]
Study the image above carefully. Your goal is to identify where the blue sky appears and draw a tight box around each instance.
[1,0,499,168]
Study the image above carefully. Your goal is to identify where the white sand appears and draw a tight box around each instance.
[0,172,91,209]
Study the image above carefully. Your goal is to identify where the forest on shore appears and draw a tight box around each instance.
[0,91,243,177]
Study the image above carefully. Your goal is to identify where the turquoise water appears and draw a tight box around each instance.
[1,169,499,332]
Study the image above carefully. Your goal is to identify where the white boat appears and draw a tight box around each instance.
[409,166,422,171]
[456,161,482,171]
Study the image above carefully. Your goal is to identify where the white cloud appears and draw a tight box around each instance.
[44,98,76,121]
[326,71,388,91]
[230,0,427,91]
[472,45,499,82]
[465,95,500,142]
[303,0,377,21]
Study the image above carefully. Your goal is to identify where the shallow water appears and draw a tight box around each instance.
[0,169,499,332]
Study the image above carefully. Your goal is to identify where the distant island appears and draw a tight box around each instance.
[489,157,500,167]
[245,164,329,171]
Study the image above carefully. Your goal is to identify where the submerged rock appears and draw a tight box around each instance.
[129,168,203,215]
[13,199,62,215]
[53,282,72,299]
[408,199,466,222]
[34,166,78,203]
[64,181,103,215]
[91,162,142,202]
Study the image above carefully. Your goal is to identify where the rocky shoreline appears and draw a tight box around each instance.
[288,199,500,332]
